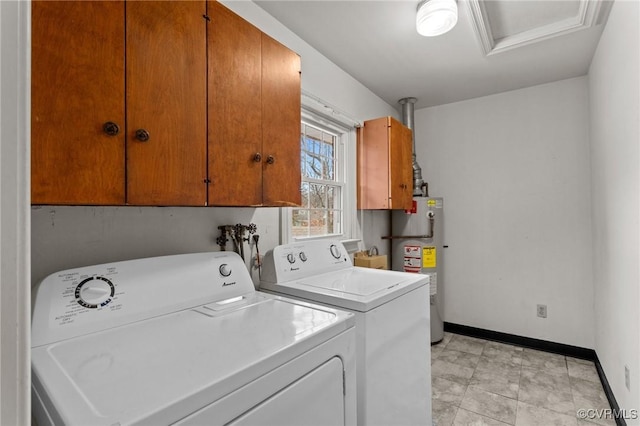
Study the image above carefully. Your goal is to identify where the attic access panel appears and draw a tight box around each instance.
[468,0,613,55]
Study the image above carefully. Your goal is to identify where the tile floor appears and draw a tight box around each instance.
[431,332,614,426]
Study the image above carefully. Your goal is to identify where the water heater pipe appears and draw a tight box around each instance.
[398,97,427,197]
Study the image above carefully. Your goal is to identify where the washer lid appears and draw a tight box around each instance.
[31,293,353,426]
[262,267,429,312]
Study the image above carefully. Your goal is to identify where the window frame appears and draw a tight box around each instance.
[281,100,359,246]
[296,121,344,239]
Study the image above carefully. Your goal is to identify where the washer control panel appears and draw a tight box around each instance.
[32,252,254,348]
[260,240,352,284]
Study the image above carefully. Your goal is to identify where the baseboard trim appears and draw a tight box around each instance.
[594,354,627,426]
[443,322,595,359]
[443,322,625,425]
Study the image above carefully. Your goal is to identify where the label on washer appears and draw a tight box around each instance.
[422,246,436,268]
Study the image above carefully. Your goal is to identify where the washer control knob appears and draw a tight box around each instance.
[75,277,115,309]
[329,244,341,259]
[219,264,232,277]
[299,252,307,262]
[286,253,296,264]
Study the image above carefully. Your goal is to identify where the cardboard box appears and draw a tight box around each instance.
[354,251,388,270]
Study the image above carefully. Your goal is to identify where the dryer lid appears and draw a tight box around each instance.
[32,293,353,426]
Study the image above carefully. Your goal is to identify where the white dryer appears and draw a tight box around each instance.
[31,251,356,425]
[260,240,432,426]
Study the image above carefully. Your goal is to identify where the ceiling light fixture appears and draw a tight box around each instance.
[416,0,458,37]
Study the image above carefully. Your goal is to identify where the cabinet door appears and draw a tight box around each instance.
[357,117,412,210]
[261,34,302,206]
[208,1,262,206]
[126,1,207,206]
[388,117,413,210]
[359,117,391,209]
[32,1,125,205]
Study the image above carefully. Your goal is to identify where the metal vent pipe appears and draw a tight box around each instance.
[398,97,426,196]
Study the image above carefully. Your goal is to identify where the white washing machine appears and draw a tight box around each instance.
[260,240,432,426]
[31,251,356,426]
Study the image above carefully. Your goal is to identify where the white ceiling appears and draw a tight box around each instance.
[255,0,613,110]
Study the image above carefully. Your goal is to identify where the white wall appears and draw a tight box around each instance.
[0,1,30,423]
[414,77,594,348]
[588,0,640,418]
[31,1,397,285]
[32,207,280,286]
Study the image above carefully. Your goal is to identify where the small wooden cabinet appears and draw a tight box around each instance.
[357,116,413,210]
[208,1,301,207]
[32,0,207,206]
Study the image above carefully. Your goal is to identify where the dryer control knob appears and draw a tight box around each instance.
[286,253,296,264]
[219,264,232,277]
[329,244,341,259]
[299,252,307,262]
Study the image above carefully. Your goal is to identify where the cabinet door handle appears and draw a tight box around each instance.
[266,155,275,165]
[400,183,407,189]
[103,121,120,136]
[253,153,262,162]
[135,129,150,142]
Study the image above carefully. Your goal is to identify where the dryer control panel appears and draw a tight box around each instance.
[261,240,352,283]
[32,252,254,348]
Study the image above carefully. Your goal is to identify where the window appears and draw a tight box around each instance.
[282,99,359,244]
[293,123,343,238]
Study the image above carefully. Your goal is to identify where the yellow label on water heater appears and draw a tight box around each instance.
[422,246,436,268]
[427,199,437,206]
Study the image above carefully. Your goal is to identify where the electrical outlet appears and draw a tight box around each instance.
[625,365,630,391]
[537,304,547,318]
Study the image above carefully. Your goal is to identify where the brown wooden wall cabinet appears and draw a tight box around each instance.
[32,1,126,205]
[32,0,207,206]
[32,0,301,207]
[357,116,413,210]
[208,1,301,207]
